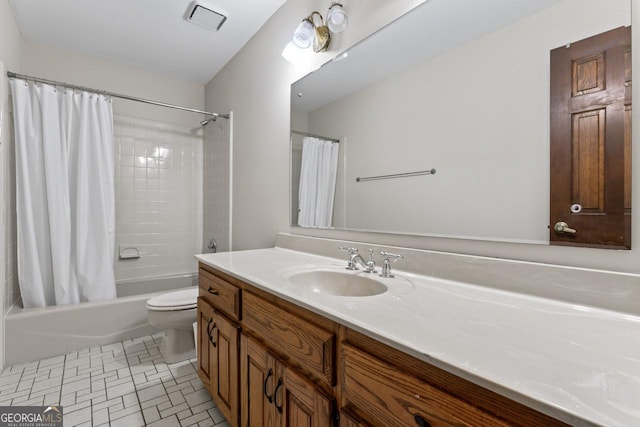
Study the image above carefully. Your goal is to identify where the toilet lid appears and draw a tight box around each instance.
[146,287,198,311]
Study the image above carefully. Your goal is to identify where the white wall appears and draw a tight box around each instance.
[206,0,640,275]
[203,117,232,254]
[0,0,23,369]
[305,0,628,243]
[205,0,426,250]
[0,0,22,72]
[22,41,204,127]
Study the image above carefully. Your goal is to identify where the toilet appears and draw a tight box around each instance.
[146,287,199,364]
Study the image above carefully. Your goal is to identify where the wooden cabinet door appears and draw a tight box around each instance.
[197,298,214,393]
[550,26,631,248]
[241,334,334,427]
[241,334,281,427]
[211,310,240,427]
[280,364,333,427]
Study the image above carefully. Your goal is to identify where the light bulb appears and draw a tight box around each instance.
[327,3,348,33]
[293,19,314,49]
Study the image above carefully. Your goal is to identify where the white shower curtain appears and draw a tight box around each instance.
[10,78,117,307]
[298,136,339,228]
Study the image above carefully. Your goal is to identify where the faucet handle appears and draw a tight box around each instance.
[338,246,359,254]
[339,246,360,271]
[379,251,403,278]
[380,251,403,261]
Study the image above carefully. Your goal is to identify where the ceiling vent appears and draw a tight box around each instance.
[186,1,227,31]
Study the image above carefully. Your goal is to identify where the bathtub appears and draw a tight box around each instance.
[5,274,197,365]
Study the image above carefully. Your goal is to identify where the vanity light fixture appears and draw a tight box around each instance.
[327,3,348,33]
[292,14,317,49]
[290,2,349,53]
[293,11,331,52]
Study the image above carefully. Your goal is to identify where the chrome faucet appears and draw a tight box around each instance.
[379,251,403,278]
[338,247,377,273]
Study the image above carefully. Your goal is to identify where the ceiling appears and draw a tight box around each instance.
[8,0,287,84]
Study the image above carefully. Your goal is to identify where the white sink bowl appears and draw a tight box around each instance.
[287,270,388,297]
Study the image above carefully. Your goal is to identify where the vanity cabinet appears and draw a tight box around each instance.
[197,263,569,427]
[198,264,336,427]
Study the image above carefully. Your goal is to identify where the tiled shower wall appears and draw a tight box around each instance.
[114,115,203,281]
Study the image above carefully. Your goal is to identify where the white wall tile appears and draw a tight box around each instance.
[114,115,203,282]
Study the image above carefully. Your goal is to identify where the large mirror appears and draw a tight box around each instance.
[290,0,631,244]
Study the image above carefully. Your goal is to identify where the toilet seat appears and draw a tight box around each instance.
[146,288,198,311]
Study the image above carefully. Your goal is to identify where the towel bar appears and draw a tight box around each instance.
[356,168,436,182]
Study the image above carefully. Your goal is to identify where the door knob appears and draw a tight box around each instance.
[554,221,577,234]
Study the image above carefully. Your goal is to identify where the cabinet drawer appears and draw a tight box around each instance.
[199,268,241,321]
[242,291,335,386]
[341,344,510,427]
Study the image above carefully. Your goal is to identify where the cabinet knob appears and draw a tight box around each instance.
[207,287,220,295]
[273,378,283,413]
[414,414,431,427]
[263,368,274,403]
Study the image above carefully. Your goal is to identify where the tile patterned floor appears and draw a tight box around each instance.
[0,333,229,427]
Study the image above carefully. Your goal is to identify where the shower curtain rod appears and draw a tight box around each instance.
[7,71,229,119]
[291,129,340,143]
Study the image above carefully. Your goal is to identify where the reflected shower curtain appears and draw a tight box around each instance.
[10,78,117,307]
[298,136,339,228]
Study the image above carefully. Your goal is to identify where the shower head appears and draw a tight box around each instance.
[200,116,217,126]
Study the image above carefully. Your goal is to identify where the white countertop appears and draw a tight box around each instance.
[196,248,640,426]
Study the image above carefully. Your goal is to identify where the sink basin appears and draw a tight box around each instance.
[286,270,388,297]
